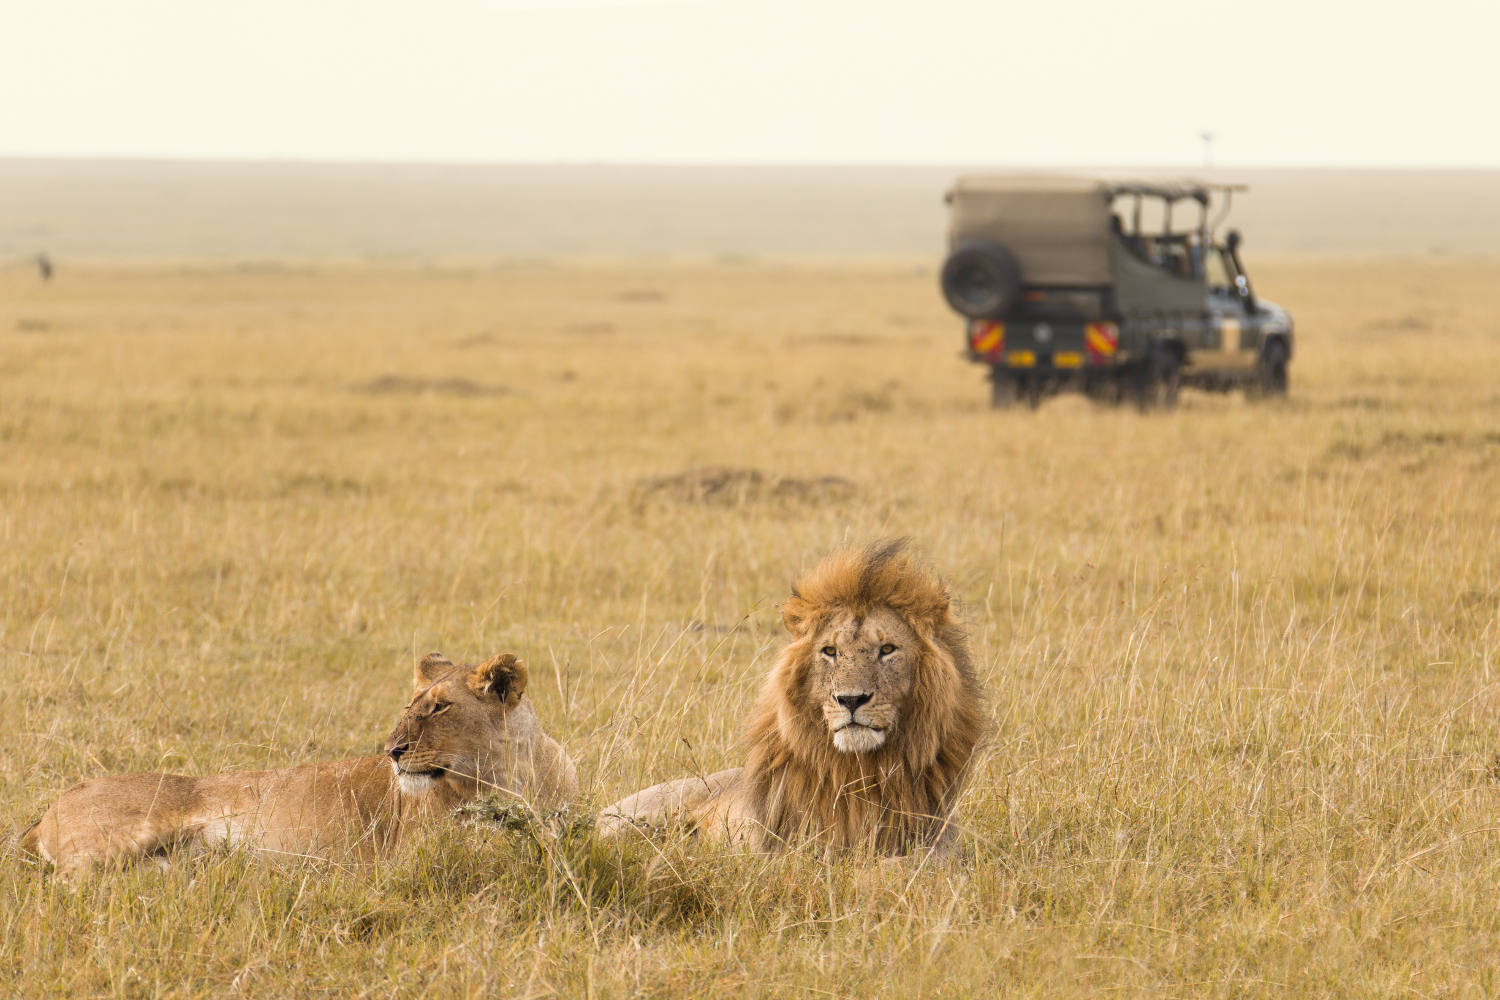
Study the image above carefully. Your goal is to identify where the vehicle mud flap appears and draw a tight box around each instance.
[1095,375,1128,407]
[988,366,1017,409]
[1133,349,1181,412]
[1023,375,1043,410]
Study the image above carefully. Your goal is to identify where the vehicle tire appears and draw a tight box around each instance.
[941,240,1022,320]
[989,367,1017,409]
[1257,339,1289,397]
[1133,349,1181,412]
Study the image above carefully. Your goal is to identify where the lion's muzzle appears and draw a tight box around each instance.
[832,724,886,754]
[827,690,889,754]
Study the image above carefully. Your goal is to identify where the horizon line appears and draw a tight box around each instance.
[4,155,1500,173]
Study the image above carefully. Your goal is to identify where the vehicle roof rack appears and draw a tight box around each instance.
[1104,181,1250,204]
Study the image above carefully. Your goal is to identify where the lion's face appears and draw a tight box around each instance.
[384,652,532,798]
[804,605,919,754]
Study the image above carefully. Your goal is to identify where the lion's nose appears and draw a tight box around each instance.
[386,737,410,762]
[835,692,872,714]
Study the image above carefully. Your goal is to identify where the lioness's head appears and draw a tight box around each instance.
[385,651,532,798]
[773,539,978,759]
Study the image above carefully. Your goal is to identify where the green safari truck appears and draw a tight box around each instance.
[940,176,1294,409]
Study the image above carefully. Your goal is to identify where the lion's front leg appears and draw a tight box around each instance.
[927,807,962,860]
[596,767,746,841]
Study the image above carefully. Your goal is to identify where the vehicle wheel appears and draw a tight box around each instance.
[1133,350,1181,412]
[989,368,1017,409]
[941,240,1022,320]
[1257,339,1289,397]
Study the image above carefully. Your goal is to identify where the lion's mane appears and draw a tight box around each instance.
[739,539,987,853]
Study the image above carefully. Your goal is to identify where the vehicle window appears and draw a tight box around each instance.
[1205,248,1232,289]
[1158,243,1186,275]
[1109,194,1208,279]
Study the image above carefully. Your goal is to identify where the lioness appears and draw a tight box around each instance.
[599,539,986,858]
[21,652,577,875]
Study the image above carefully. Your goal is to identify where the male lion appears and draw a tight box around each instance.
[599,540,986,858]
[21,652,577,875]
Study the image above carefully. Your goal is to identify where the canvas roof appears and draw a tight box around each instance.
[945,175,1248,285]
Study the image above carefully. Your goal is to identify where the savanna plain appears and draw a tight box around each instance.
[3,254,1500,998]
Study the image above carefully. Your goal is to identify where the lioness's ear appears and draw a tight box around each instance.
[415,652,452,689]
[470,653,527,707]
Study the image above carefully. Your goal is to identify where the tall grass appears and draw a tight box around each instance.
[3,256,1500,996]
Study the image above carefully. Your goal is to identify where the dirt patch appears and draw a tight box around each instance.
[451,333,501,348]
[1362,314,1433,333]
[784,332,884,347]
[1331,396,1403,411]
[1325,429,1500,461]
[636,467,855,505]
[356,375,512,397]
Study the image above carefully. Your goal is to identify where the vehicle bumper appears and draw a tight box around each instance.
[965,319,1127,370]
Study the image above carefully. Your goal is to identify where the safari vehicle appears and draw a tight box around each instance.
[940,176,1294,409]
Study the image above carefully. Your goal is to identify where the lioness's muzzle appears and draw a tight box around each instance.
[386,726,413,764]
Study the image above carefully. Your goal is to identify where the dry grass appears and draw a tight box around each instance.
[3,255,1500,997]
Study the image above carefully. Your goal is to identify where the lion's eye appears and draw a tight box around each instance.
[431,702,451,715]
[821,646,837,657]
[880,643,896,655]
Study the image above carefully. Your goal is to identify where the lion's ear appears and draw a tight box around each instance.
[779,596,812,639]
[415,652,452,688]
[470,653,527,707]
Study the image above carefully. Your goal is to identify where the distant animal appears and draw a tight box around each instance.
[36,254,52,282]
[21,652,577,875]
[599,540,986,858]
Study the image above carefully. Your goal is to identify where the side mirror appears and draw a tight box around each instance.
[1225,229,1242,253]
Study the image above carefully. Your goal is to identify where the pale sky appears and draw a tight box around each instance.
[4,0,1497,167]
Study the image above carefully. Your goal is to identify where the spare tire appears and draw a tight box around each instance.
[941,239,1023,319]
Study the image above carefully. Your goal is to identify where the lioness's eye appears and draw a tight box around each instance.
[880,643,896,655]
[821,646,837,657]
[431,702,451,715]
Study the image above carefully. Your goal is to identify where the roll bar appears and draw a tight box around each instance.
[1108,182,1249,241]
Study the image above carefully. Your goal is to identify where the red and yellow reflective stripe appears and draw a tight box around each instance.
[1085,322,1119,363]
[969,321,1004,356]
